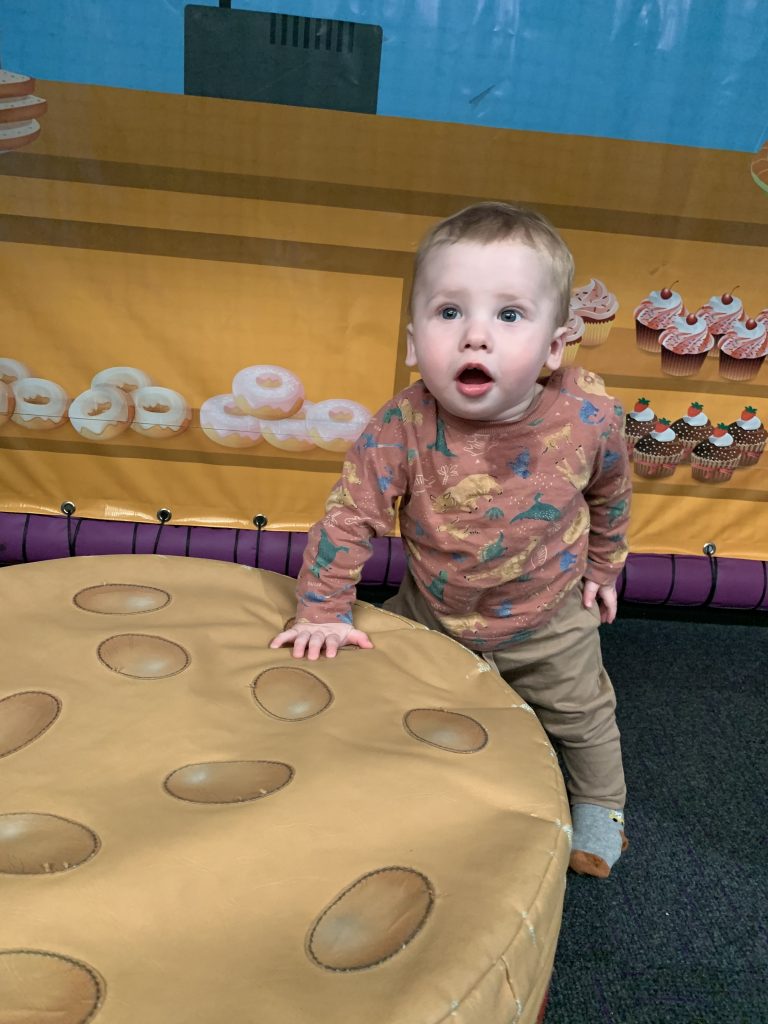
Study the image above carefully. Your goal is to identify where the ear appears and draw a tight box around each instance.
[405,322,418,367]
[543,325,567,372]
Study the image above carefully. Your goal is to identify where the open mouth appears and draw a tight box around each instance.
[456,365,493,397]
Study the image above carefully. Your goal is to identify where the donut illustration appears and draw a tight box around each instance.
[11,378,69,431]
[306,399,372,452]
[232,365,304,420]
[200,394,263,448]
[0,381,13,426]
[91,366,153,396]
[130,386,190,439]
[69,385,133,441]
[0,359,33,385]
[0,71,47,152]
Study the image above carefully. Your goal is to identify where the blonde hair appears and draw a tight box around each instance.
[411,201,574,326]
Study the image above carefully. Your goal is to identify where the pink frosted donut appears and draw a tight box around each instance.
[0,380,13,425]
[69,384,132,441]
[306,399,371,452]
[0,358,33,384]
[200,394,263,448]
[11,378,69,430]
[130,386,190,439]
[261,401,316,452]
[232,365,304,420]
[92,366,153,395]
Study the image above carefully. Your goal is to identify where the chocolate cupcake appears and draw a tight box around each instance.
[633,287,684,353]
[670,401,711,460]
[624,397,655,457]
[718,319,768,383]
[659,314,713,376]
[727,406,767,467]
[696,291,744,356]
[691,424,740,483]
[633,418,684,479]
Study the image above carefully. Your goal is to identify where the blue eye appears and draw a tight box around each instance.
[440,307,460,320]
[499,309,520,323]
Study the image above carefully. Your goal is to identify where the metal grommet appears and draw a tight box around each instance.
[60,501,76,516]
[156,508,173,524]
[703,542,716,556]
[252,514,268,529]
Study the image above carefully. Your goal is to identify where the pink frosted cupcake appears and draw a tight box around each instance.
[691,424,740,482]
[558,311,585,367]
[695,291,744,358]
[670,401,711,460]
[727,406,767,466]
[633,418,684,478]
[624,397,656,457]
[659,313,713,376]
[570,279,618,347]
[633,287,685,352]
[718,318,768,382]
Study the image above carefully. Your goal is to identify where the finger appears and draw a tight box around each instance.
[582,582,597,607]
[324,634,340,658]
[291,630,312,659]
[348,630,374,649]
[306,631,330,662]
[269,630,298,649]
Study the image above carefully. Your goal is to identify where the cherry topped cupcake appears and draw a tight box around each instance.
[690,424,740,482]
[570,278,618,347]
[659,313,713,376]
[633,286,685,352]
[727,406,767,466]
[718,318,768,382]
[670,401,711,459]
[633,417,684,478]
[695,291,744,357]
[624,396,656,456]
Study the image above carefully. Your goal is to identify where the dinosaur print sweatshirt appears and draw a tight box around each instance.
[295,365,631,652]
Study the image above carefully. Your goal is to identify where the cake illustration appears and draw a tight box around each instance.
[632,418,684,479]
[658,314,713,376]
[670,401,711,460]
[560,311,585,366]
[718,318,768,382]
[695,291,744,357]
[624,397,656,456]
[727,406,766,467]
[569,279,618,347]
[691,424,740,483]
[633,287,684,353]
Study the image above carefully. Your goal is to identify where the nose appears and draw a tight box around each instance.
[461,317,492,351]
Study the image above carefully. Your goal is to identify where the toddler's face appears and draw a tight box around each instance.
[407,239,566,422]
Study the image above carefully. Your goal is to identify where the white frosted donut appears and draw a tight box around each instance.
[261,401,316,452]
[0,358,33,384]
[11,377,69,430]
[92,366,153,395]
[130,386,190,439]
[69,384,132,441]
[0,381,13,425]
[232,365,304,420]
[200,394,263,448]
[306,399,371,452]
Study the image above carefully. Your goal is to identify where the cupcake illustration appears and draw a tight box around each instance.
[633,286,685,353]
[633,417,684,479]
[718,318,768,382]
[670,401,711,460]
[569,279,618,347]
[659,314,713,377]
[691,424,740,483]
[624,396,655,457]
[560,310,585,366]
[727,406,766,467]
[695,291,744,358]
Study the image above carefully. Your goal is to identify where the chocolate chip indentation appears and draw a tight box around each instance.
[97,634,189,679]
[74,584,170,614]
[0,691,61,758]
[0,813,100,874]
[403,708,488,753]
[164,760,294,803]
[251,667,332,720]
[0,949,104,1022]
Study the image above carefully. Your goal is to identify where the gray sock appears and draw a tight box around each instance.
[571,803,625,869]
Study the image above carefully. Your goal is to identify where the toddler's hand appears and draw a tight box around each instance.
[582,580,617,624]
[269,620,374,660]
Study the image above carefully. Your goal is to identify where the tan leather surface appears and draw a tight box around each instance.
[0,555,570,1023]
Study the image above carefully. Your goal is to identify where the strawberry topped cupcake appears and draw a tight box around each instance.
[570,279,618,347]
[691,424,740,482]
[633,286,685,352]
[727,406,767,466]
[659,313,713,376]
[718,318,768,382]
[624,396,656,456]
[695,291,744,357]
[670,401,711,460]
[633,417,684,478]
[560,310,585,366]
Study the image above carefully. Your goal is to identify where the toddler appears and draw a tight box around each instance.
[271,202,632,878]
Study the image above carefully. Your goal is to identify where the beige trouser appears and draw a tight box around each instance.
[384,574,626,809]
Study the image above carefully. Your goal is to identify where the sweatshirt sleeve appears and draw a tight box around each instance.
[295,408,410,625]
[582,401,632,587]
